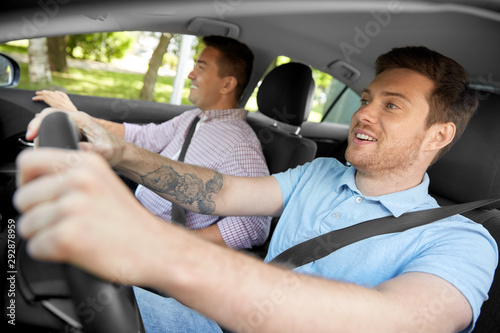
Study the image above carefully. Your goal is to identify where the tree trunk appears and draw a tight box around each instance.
[140,33,173,101]
[47,36,68,73]
[28,38,52,85]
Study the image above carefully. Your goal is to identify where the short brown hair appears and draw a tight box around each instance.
[375,46,478,162]
[202,35,254,100]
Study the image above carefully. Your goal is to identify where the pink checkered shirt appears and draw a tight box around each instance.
[124,108,271,249]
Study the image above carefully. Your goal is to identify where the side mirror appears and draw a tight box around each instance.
[0,53,21,88]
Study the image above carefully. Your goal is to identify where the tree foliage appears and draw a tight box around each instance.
[67,32,133,62]
[312,69,332,91]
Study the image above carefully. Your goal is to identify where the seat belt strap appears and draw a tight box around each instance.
[269,198,500,269]
[171,116,200,225]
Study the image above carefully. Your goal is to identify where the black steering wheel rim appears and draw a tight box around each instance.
[15,111,144,333]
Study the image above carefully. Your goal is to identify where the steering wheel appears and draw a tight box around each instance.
[16,112,144,332]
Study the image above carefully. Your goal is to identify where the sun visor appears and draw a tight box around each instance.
[187,17,240,38]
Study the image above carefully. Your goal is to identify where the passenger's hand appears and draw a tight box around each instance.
[32,90,78,112]
[13,148,161,285]
[27,108,125,166]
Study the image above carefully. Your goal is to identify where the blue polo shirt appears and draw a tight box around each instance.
[266,158,497,332]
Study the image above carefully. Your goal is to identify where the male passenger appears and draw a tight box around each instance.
[16,46,497,333]
[31,35,271,250]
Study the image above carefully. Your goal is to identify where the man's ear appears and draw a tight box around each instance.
[424,122,456,152]
[220,76,238,95]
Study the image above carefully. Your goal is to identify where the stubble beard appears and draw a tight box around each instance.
[345,133,425,179]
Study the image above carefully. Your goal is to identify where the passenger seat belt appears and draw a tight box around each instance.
[269,198,500,269]
[171,116,200,225]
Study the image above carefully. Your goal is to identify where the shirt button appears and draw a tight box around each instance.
[356,196,363,203]
[333,212,341,219]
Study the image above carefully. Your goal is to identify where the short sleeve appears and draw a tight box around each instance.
[272,158,344,208]
[272,162,312,207]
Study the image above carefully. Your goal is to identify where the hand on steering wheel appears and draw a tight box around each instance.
[14,112,144,333]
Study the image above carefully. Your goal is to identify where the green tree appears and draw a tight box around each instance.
[312,69,332,91]
[67,32,133,62]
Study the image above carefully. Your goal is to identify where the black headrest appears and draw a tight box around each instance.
[428,92,500,203]
[256,62,315,126]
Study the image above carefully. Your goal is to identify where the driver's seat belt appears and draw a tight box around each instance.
[269,198,500,269]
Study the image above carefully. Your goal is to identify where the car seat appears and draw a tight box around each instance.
[246,62,317,174]
[246,62,318,257]
[427,91,500,332]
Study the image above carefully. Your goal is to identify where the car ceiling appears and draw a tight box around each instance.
[1,0,499,95]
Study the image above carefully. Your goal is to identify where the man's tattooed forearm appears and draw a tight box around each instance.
[140,166,223,214]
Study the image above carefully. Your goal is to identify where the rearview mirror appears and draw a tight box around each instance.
[0,53,21,88]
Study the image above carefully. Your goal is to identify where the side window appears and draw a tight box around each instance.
[246,56,360,125]
[319,81,360,125]
[0,33,199,105]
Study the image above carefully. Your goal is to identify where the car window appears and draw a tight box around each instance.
[0,32,199,105]
[0,37,360,125]
[245,56,360,125]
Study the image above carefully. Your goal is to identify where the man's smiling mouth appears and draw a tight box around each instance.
[356,133,377,141]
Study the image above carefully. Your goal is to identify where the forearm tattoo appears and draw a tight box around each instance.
[140,166,223,214]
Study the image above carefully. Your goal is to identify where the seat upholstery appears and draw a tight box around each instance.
[428,91,500,333]
[247,62,317,174]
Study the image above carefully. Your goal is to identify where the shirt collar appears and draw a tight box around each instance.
[336,166,430,217]
[195,108,248,122]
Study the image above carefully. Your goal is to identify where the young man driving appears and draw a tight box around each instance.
[16,46,497,333]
